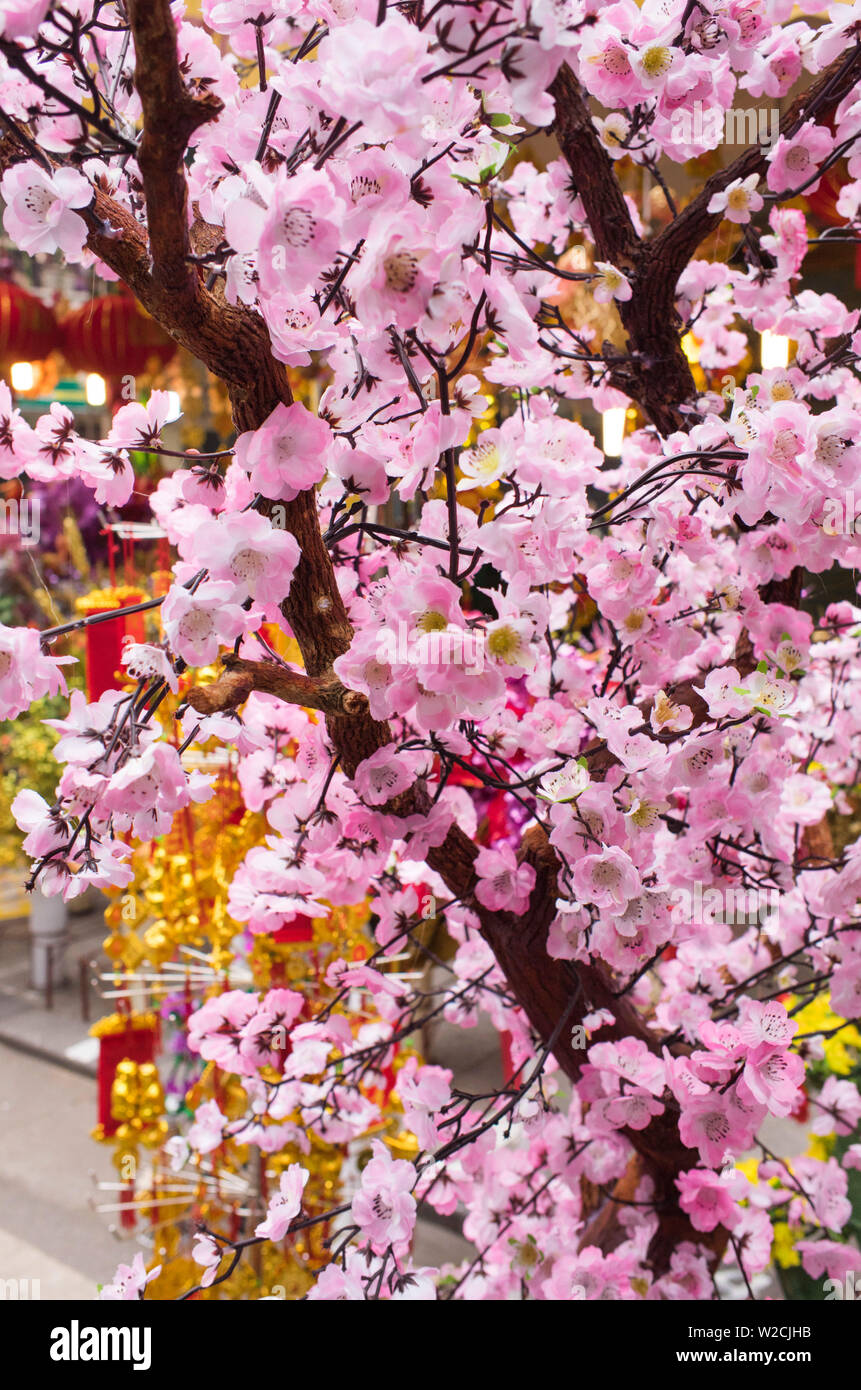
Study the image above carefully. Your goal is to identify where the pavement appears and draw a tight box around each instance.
[0,905,106,1076]
[0,1044,125,1299]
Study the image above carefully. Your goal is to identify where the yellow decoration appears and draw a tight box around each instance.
[772,1222,801,1269]
[87,659,420,1298]
[90,1010,160,1039]
[785,992,861,1076]
[75,585,149,615]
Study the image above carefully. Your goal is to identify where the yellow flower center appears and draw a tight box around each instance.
[467,442,500,480]
[641,45,672,77]
[487,625,522,662]
[417,610,449,633]
[653,692,677,725]
[512,1241,541,1270]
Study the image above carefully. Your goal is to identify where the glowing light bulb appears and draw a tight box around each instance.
[681,333,700,364]
[760,330,790,370]
[85,373,107,406]
[602,406,626,458]
[10,361,34,392]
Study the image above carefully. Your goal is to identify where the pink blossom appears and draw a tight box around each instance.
[191,1234,222,1288]
[741,1046,804,1118]
[831,958,861,1020]
[353,745,429,807]
[121,641,179,694]
[707,174,763,224]
[589,1038,666,1097]
[1,162,91,258]
[811,1076,861,1137]
[732,1206,774,1278]
[187,509,300,609]
[107,391,176,450]
[239,987,304,1073]
[592,261,632,304]
[307,1249,370,1301]
[678,1094,752,1168]
[100,1252,161,1301]
[11,790,68,858]
[571,845,642,915]
[0,622,71,718]
[188,992,260,1075]
[233,400,330,502]
[766,123,834,195]
[351,1140,417,1255]
[255,1163,309,1241]
[473,843,536,914]
[0,381,36,478]
[161,580,256,666]
[796,1239,861,1283]
[736,999,796,1049]
[676,1168,744,1233]
[187,1099,227,1156]
[398,1057,453,1151]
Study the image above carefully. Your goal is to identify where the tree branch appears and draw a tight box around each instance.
[550,45,861,434]
[653,44,861,292]
[549,62,696,432]
[548,62,640,271]
[186,654,370,718]
[125,0,223,304]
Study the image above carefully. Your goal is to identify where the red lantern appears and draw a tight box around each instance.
[806,161,847,227]
[76,585,146,701]
[0,279,57,362]
[91,1011,160,1141]
[62,292,177,379]
[804,160,861,289]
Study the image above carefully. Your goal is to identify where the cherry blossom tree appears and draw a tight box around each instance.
[2,0,861,1300]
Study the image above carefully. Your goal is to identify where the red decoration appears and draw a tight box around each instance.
[94,1016,159,1140]
[270,913,316,944]
[76,587,146,701]
[802,160,861,292]
[0,279,57,362]
[500,1030,515,1084]
[62,292,177,379]
[805,162,847,227]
